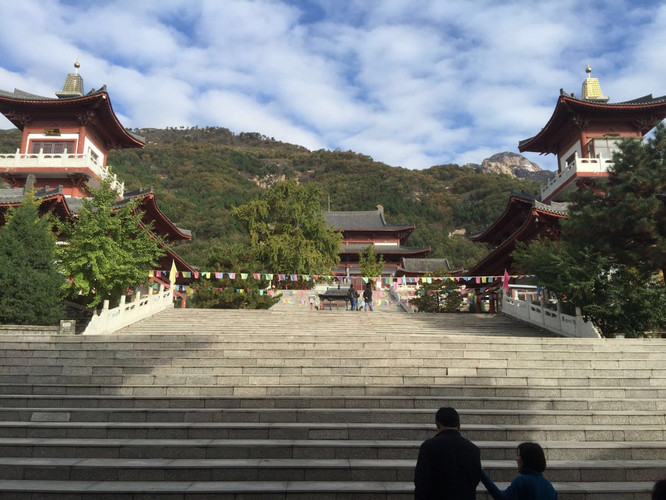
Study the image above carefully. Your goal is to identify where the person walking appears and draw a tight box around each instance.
[414,407,481,499]
[481,442,557,500]
[348,284,357,311]
[363,282,373,311]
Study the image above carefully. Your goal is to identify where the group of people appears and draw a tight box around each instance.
[347,283,373,311]
[414,406,666,499]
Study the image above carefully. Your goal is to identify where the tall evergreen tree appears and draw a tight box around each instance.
[0,191,63,325]
[58,180,165,308]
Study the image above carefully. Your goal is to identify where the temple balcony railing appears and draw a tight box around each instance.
[0,149,124,198]
[540,153,613,202]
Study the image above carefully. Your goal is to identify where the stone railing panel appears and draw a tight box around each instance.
[503,294,600,338]
[82,285,174,335]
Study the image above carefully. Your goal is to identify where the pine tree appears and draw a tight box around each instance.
[0,191,64,325]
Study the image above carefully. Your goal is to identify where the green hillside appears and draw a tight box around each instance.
[0,127,543,270]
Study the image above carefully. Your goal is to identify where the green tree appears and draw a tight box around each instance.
[408,272,465,313]
[0,190,64,325]
[186,240,280,309]
[232,180,341,276]
[359,245,385,278]
[58,180,165,308]
[514,240,666,337]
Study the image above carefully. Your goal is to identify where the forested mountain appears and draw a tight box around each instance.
[0,127,549,269]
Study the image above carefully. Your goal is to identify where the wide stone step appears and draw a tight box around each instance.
[0,457,663,483]
[0,407,663,426]
[2,355,666,369]
[0,437,663,460]
[0,421,663,443]
[3,363,666,378]
[2,336,665,349]
[1,394,663,412]
[0,374,664,389]
[0,478,655,500]
[1,383,663,399]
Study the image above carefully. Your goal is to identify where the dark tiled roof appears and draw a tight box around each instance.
[0,185,64,204]
[0,87,105,101]
[325,209,413,231]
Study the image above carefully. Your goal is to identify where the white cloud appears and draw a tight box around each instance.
[1,0,666,173]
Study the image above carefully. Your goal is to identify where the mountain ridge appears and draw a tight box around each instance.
[0,127,548,268]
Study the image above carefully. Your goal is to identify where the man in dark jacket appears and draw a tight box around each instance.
[414,407,481,499]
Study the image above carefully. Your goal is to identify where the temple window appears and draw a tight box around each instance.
[586,136,620,159]
[30,140,76,154]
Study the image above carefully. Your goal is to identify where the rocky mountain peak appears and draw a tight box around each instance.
[465,152,555,182]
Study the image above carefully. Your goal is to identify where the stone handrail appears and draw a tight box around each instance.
[540,155,613,201]
[390,286,415,313]
[502,294,600,338]
[82,284,174,335]
[0,150,124,197]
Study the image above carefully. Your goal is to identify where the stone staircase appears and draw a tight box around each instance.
[0,309,663,499]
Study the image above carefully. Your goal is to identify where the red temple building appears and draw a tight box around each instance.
[468,66,666,280]
[324,205,435,278]
[0,63,196,282]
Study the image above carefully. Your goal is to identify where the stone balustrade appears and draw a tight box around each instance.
[82,284,174,335]
[502,293,600,338]
[0,150,124,197]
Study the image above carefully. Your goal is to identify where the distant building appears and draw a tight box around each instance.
[0,62,196,283]
[325,205,433,277]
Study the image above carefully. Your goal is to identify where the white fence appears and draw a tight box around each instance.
[502,294,600,338]
[82,285,174,335]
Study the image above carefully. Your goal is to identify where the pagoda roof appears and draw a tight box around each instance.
[0,87,144,150]
[325,207,415,232]
[115,188,192,240]
[0,185,73,221]
[0,186,190,241]
[467,198,568,276]
[519,91,666,155]
[471,192,568,243]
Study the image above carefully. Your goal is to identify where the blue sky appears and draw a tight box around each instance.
[1,0,665,171]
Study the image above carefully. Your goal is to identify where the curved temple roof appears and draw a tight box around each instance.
[0,87,144,150]
[519,91,666,155]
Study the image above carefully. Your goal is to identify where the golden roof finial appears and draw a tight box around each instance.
[56,59,84,98]
[581,61,608,102]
